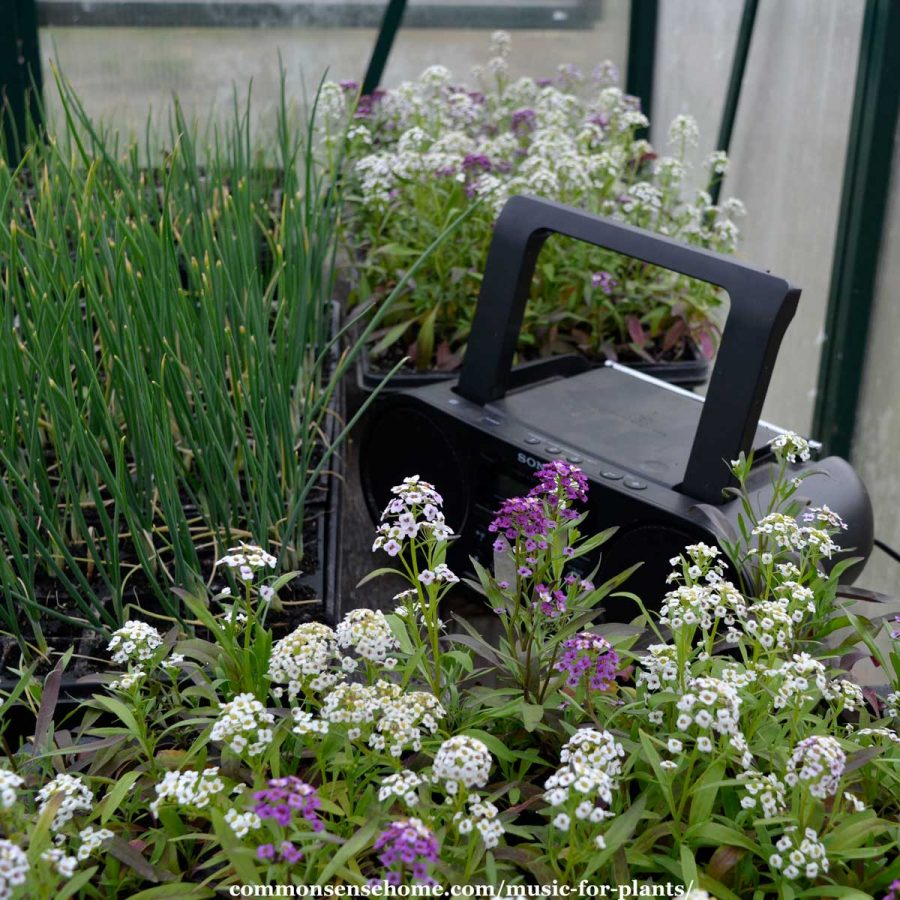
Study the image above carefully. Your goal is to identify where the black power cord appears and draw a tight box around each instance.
[874,537,900,564]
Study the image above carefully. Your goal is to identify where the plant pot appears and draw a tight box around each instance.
[355,338,711,395]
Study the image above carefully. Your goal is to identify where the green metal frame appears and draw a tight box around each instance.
[625,0,658,134]
[812,0,900,457]
[362,0,407,96]
[709,0,758,205]
[1,0,42,164]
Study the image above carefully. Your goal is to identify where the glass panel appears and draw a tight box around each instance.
[38,2,388,133]
[382,0,630,87]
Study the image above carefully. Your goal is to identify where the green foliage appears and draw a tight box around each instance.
[339,34,744,372]
[0,71,472,650]
[0,439,898,894]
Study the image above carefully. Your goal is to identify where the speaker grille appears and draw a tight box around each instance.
[359,404,470,533]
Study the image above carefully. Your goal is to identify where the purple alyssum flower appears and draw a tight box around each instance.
[371,818,440,888]
[555,633,620,691]
[488,496,554,543]
[253,777,323,832]
[529,460,589,516]
[535,583,567,618]
[510,107,537,135]
[591,271,616,294]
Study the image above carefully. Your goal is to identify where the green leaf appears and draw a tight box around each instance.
[637,731,676,818]
[688,758,726,828]
[583,794,648,878]
[87,695,141,735]
[54,867,99,900]
[127,885,216,900]
[680,844,699,893]
[462,729,516,763]
[521,702,544,732]
[492,847,554,885]
[106,835,175,883]
[684,821,759,855]
[210,808,259,884]
[316,818,378,885]
[101,770,143,825]
[355,566,406,588]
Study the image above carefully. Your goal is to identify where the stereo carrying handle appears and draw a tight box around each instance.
[455,195,801,505]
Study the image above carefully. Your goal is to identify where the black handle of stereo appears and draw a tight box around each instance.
[455,195,800,505]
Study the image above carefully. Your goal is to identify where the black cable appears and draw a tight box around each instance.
[874,537,900,564]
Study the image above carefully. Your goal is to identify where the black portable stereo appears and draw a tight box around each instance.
[359,196,874,616]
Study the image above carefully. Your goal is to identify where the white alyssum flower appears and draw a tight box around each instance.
[432,736,493,795]
[107,620,163,666]
[785,735,846,799]
[378,771,424,807]
[560,729,625,778]
[291,708,330,737]
[36,773,93,831]
[216,542,277,578]
[851,726,900,745]
[224,808,262,838]
[335,608,400,664]
[210,694,276,757]
[743,598,795,651]
[636,644,683,691]
[163,654,185,671]
[320,680,388,737]
[0,840,29,893]
[374,476,454,554]
[672,677,748,767]
[769,432,811,464]
[41,846,78,878]
[668,114,700,148]
[737,771,786,817]
[370,691,446,757]
[268,622,339,700]
[76,826,114,861]
[453,794,505,848]
[150,767,225,817]
[769,825,828,881]
[0,768,23,809]
[109,667,147,691]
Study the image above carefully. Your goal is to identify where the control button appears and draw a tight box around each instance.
[524,435,541,445]
[566,454,583,464]
[480,415,502,426]
[624,477,647,490]
[448,398,460,405]
[546,444,562,453]
[600,470,623,480]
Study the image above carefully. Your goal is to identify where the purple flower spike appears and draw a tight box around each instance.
[529,460,589,508]
[489,496,554,543]
[463,153,492,173]
[280,841,303,864]
[253,776,323,832]
[511,107,537,135]
[554,633,620,691]
[591,271,617,295]
[374,819,440,887]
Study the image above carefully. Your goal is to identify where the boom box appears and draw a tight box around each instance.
[359,196,873,617]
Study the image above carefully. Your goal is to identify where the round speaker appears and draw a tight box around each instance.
[595,521,707,620]
[359,402,471,535]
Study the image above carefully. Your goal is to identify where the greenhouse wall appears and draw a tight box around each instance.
[653,0,865,435]
[39,4,631,136]
[853,117,900,597]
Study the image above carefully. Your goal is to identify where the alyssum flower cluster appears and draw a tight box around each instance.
[1,432,898,897]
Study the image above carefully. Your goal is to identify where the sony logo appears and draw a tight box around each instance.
[516,452,544,469]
